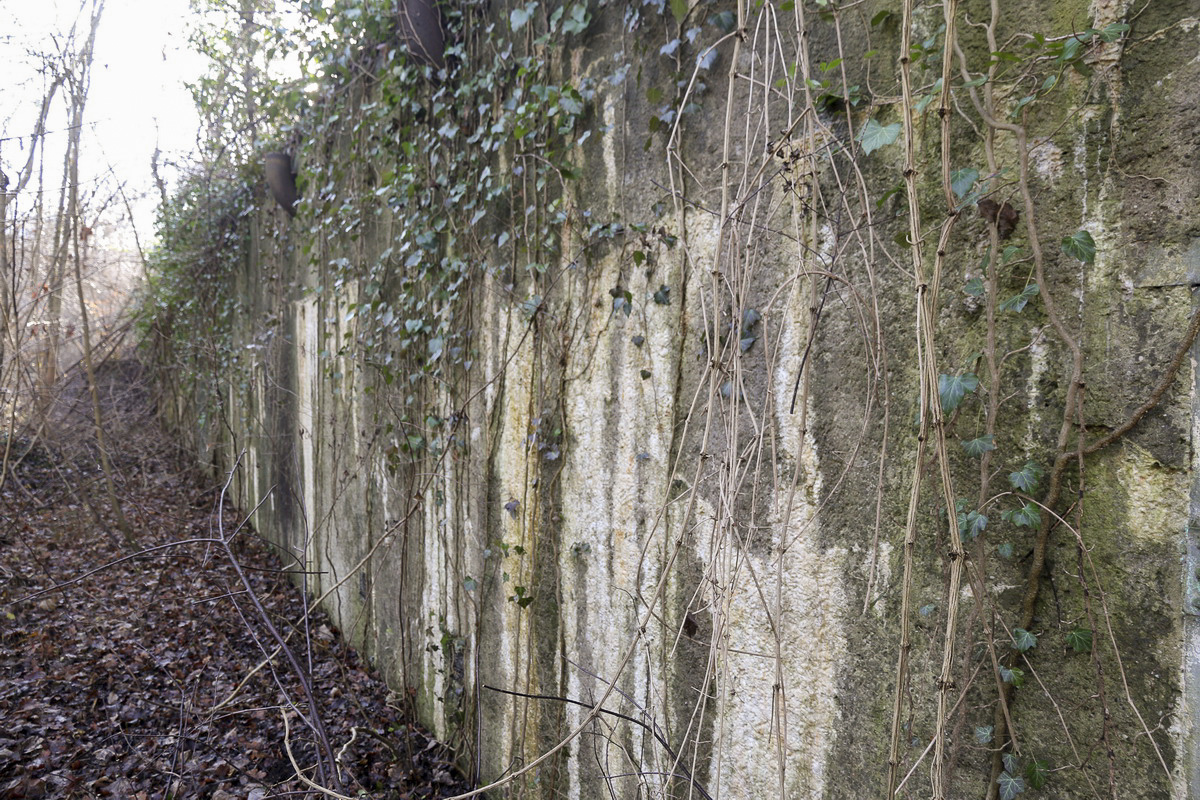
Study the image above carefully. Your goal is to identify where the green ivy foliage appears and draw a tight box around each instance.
[140,0,607,457]
[138,164,256,409]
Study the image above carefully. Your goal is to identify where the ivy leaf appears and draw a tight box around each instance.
[1010,94,1036,118]
[1012,628,1038,652]
[739,336,757,353]
[463,576,478,592]
[997,771,1025,800]
[653,285,671,305]
[1025,759,1049,790]
[919,603,937,617]
[1057,35,1084,63]
[964,276,985,297]
[559,91,585,116]
[876,183,905,208]
[975,725,994,744]
[914,78,942,114]
[609,286,633,317]
[1003,753,1021,775]
[951,167,979,199]
[514,586,535,608]
[669,0,689,24]
[1061,230,1096,263]
[520,295,543,318]
[709,10,736,33]
[1098,22,1130,42]
[562,3,591,34]
[1008,461,1044,493]
[1066,627,1093,653]
[958,510,988,540]
[509,3,534,31]
[998,283,1039,313]
[962,435,996,457]
[1001,503,1040,528]
[1000,665,1025,687]
[870,9,894,26]
[997,542,1015,559]
[938,372,980,413]
[428,337,444,360]
[857,118,901,155]
[631,335,645,348]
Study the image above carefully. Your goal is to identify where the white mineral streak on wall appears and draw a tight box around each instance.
[1023,332,1049,455]
[710,523,847,799]
[321,285,366,630]
[551,86,684,800]
[700,225,849,798]
[633,232,684,795]
[600,80,619,205]
[436,387,473,724]
[418,372,473,742]
[244,372,263,530]
[422,431,449,735]
[557,224,683,799]
[559,296,638,796]
[297,296,318,572]
[563,93,614,798]
[1117,443,1189,545]
[1176,622,1200,800]
[1180,374,1200,800]
[559,322,620,800]
[486,298,537,767]
[1029,140,1065,182]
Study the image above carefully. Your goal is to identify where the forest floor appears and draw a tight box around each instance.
[0,358,470,799]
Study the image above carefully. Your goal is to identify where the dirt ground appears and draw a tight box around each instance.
[0,359,470,799]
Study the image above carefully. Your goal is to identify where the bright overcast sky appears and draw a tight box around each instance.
[0,0,203,243]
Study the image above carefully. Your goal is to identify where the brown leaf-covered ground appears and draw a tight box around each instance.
[0,359,470,799]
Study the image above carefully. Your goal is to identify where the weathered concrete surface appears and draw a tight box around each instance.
[160,2,1200,798]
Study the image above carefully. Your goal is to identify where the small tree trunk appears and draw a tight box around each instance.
[66,0,131,542]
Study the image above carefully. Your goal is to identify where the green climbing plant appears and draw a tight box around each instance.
[136,1,1196,799]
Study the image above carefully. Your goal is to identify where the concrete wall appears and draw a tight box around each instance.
[163,2,1200,798]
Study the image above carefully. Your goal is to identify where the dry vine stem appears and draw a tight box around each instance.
[964,0,1110,791]
[886,0,962,792]
[139,1,1200,797]
[217,455,339,791]
[886,0,1194,794]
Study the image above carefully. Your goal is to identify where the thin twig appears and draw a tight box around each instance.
[482,684,713,800]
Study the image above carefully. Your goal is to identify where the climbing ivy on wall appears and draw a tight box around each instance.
[296,0,596,403]
[139,165,255,446]
[139,0,1200,799]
